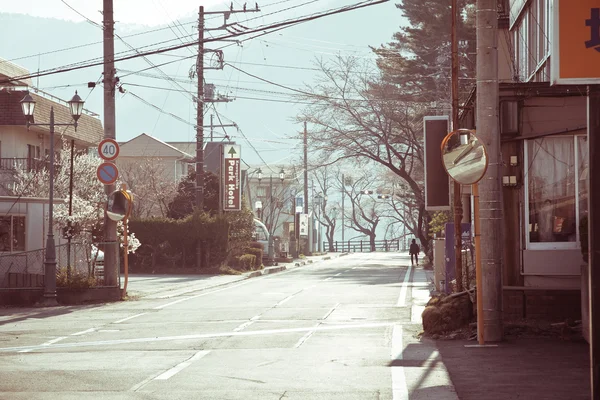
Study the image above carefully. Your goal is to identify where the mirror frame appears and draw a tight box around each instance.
[440,129,489,185]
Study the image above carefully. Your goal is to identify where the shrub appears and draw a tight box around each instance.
[56,267,99,289]
[238,254,256,270]
[246,247,263,266]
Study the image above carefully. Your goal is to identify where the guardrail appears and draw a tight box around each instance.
[326,239,400,253]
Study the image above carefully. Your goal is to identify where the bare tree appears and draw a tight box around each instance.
[337,168,384,252]
[297,56,431,253]
[118,158,178,219]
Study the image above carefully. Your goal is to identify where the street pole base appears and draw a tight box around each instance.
[38,294,59,307]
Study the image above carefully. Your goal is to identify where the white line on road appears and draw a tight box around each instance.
[275,294,295,307]
[334,273,342,276]
[1,322,395,353]
[391,325,409,400]
[294,322,321,348]
[18,336,67,353]
[155,350,210,380]
[321,303,340,320]
[396,265,413,307]
[233,316,261,332]
[114,313,148,324]
[71,328,95,336]
[323,277,333,281]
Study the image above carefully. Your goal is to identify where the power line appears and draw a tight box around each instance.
[2,0,389,85]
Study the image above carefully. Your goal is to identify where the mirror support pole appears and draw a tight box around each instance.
[473,182,484,345]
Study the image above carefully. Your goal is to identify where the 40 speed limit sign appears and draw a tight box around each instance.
[98,138,120,161]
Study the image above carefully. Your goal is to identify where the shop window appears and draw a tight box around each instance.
[525,136,587,249]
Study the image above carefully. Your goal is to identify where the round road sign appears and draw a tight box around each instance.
[98,138,120,161]
[97,162,119,185]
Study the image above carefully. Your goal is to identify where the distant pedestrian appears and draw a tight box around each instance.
[409,239,420,265]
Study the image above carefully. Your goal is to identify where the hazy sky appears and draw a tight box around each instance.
[1,0,405,169]
[1,0,223,26]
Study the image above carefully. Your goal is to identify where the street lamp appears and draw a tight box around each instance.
[21,91,84,306]
[257,168,263,183]
[279,168,285,182]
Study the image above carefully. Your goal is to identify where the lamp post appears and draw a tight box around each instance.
[20,91,84,305]
[314,193,323,253]
[255,200,263,220]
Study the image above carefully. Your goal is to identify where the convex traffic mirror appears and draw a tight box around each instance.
[440,129,489,185]
[106,189,133,222]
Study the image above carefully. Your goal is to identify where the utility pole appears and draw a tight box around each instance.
[303,121,309,255]
[476,0,503,341]
[589,84,600,400]
[196,6,205,212]
[195,5,260,268]
[103,0,118,287]
[341,173,345,248]
[451,0,464,292]
[195,6,205,269]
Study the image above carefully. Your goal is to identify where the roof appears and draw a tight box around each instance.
[167,142,196,156]
[0,58,32,87]
[120,133,195,160]
[0,89,103,146]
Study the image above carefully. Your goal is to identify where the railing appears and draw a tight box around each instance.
[326,239,400,253]
[0,242,119,289]
[0,158,61,173]
[0,158,43,172]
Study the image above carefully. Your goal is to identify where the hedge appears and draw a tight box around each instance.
[128,208,253,270]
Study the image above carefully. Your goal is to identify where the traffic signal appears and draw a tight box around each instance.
[362,190,373,195]
[378,194,390,199]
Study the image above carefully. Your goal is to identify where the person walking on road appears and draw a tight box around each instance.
[409,239,420,266]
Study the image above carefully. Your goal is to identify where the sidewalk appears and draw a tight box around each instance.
[124,252,345,299]
[436,337,590,399]
[413,265,590,399]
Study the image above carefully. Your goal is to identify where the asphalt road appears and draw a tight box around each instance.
[0,252,457,399]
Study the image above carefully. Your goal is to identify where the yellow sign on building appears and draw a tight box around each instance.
[552,0,600,84]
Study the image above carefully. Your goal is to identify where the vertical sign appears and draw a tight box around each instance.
[551,0,600,84]
[424,116,450,211]
[223,144,241,211]
[299,213,309,237]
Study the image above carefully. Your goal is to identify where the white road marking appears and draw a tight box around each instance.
[391,325,409,400]
[275,294,295,307]
[321,303,339,320]
[18,336,67,353]
[323,277,333,281]
[233,316,261,332]
[294,322,321,348]
[98,330,120,333]
[334,273,342,276]
[154,350,210,380]
[0,322,395,353]
[154,280,254,310]
[114,313,148,324]
[396,265,412,307]
[352,266,358,269]
[71,328,95,336]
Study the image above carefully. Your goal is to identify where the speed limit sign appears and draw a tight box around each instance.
[98,138,120,161]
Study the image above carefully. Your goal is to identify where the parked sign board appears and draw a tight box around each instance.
[299,213,309,237]
[551,0,600,84]
[223,144,241,211]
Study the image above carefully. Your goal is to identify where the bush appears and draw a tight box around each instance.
[246,247,263,266]
[56,267,99,289]
[238,254,256,270]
